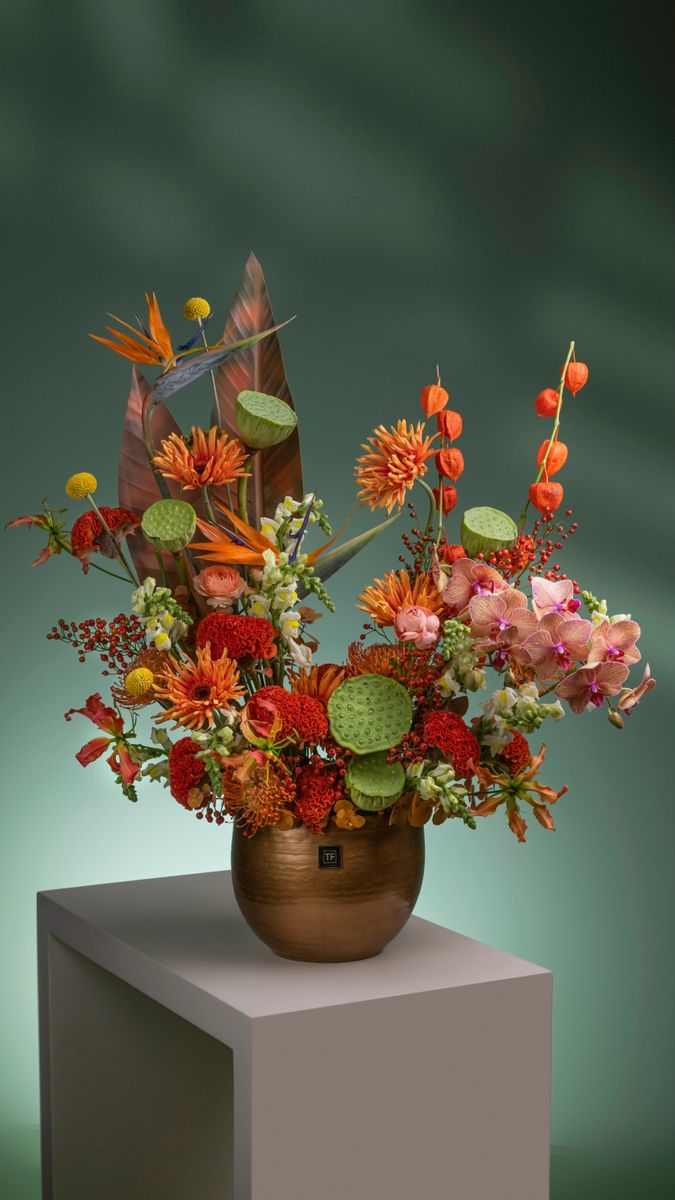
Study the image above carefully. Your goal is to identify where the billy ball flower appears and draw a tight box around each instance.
[66,472,97,500]
[124,667,154,696]
[183,297,211,321]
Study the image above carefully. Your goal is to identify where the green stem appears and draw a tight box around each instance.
[154,548,169,587]
[174,553,188,588]
[87,497,139,586]
[201,486,217,525]
[417,478,438,540]
[88,560,132,584]
[238,464,251,525]
[517,339,575,531]
[198,318,220,414]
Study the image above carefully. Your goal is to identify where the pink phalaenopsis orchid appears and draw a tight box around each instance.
[525,612,592,679]
[531,577,581,620]
[394,605,440,650]
[555,662,629,714]
[468,589,537,666]
[616,664,655,712]
[441,558,507,613]
[587,619,641,667]
[64,693,139,785]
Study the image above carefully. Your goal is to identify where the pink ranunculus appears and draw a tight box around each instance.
[442,558,507,614]
[555,662,629,714]
[193,565,247,609]
[616,664,655,712]
[531,577,581,620]
[587,619,641,668]
[524,612,592,679]
[394,605,441,650]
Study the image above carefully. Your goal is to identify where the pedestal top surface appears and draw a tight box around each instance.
[40,871,548,1019]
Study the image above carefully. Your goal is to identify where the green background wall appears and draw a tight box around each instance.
[1,2,673,1196]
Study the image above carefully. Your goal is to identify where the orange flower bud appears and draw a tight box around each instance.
[535,388,558,417]
[529,481,564,514]
[440,543,466,564]
[564,361,588,395]
[536,439,568,476]
[433,484,457,514]
[437,409,463,440]
[435,448,464,481]
[420,383,449,417]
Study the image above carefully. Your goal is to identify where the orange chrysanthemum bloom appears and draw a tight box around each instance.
[289,663,347,703]
[153,426,249,491]
[153,646,244,730]
[357,569,444,627]
[355,420,436,512]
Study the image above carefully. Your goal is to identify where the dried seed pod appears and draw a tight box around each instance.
[529,481,564,514]
[536,439,568,476]
[435,448,465,481]
[534,388,559,417]
[564,361,589,395]
[420,383,449,417]
[433,484,457,514]
[436,409,463,440]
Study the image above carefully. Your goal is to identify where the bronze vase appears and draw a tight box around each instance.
[231,816,425,963]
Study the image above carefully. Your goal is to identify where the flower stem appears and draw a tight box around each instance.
[238,464,251,524]
[517,339,575,531]
[198,318,220,415]
[87,497,139,586]
[417,478,438,547]
[201,486,217,525]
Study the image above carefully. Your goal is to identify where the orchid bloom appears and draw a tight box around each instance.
[587,619,641,668]
[525,612,592,679]
[531,577,581,620]
[468,589,537,668]
[616,664,656,712]
[64,693,139,785]
[555,662,629,714]
[441,558,507,614]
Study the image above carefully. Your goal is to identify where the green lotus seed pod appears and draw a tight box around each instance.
[460,506,517,558]
[234,390,297,450]
[327,673,412,755]
[346,752,405,811]
[142,499,196,554]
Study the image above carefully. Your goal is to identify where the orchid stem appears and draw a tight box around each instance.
[87,497,139,586]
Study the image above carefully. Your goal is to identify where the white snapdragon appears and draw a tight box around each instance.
[406,760,470,817]
[288,639,313,669]
[131,576,190,650]
[482,682,564,738]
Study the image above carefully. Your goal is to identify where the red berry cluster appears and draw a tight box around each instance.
[47,614,146,672]
[480,510,580,591]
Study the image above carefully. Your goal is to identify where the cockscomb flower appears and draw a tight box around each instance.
[586,619,641,667]
[70,507,140,572]
[196,612,277,662]
[355,420,436,513]
[555,662,629,714]
[358,569,444,627]
[525,612,592,679]
[531,577,581,620]
[152,426,249,491]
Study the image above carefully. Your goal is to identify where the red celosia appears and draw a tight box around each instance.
[501,732,531,776]
[253,686,328,744]
[168,738,208,808]
[196,612,277,661]
[422,710,480,777]
[295,762,339,831]
[70,507,140,572]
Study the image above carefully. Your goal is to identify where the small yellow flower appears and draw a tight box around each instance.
[124,667,155,697]
[183,297,211,321]
[65,472,98,500]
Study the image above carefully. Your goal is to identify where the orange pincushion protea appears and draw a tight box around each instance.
[355,420,435,513]
[111,647,170,709]
[346,641,410,678]
[223,754,296,834]
[153,645,244,730]
[152,426,249,491]
[357,569,444,626]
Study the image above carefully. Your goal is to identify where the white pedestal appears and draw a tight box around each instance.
[37,871,551,1199]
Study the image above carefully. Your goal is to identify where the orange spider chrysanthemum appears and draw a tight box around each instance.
[89,293,176,367]
[289,663,347,703]
[358,569,444,627]
[153,426,249,491]
[355,420,436,513]
[153,645,244,730]
[346,641,410,677]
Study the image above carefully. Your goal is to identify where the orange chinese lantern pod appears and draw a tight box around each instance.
[536,438,568,476]
[535,388,559,417]
[433,484,458,514]
[440,543,467,564]
[437,409,463,440]
[529,481,564,514]
[564,361,589,395]
[435,448,464,482]
[420,383,449,417]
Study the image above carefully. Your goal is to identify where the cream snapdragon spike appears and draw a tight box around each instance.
[11,264,654,845]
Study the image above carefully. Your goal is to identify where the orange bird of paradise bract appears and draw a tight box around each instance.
[89,293,177,367]
[191,498,344,568]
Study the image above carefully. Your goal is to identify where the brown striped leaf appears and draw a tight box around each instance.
[213,253,303,525]
[152,323,291,405]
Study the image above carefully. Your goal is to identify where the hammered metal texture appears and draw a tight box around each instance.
[231,817,425,962]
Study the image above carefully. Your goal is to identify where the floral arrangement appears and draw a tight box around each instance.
[9,256,655,844]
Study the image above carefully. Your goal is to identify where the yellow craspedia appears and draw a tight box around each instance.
[124,667,155,697]
[65,472,98,500]
[183,296,211,321]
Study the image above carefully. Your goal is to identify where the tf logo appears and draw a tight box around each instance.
[318,845,343,869]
